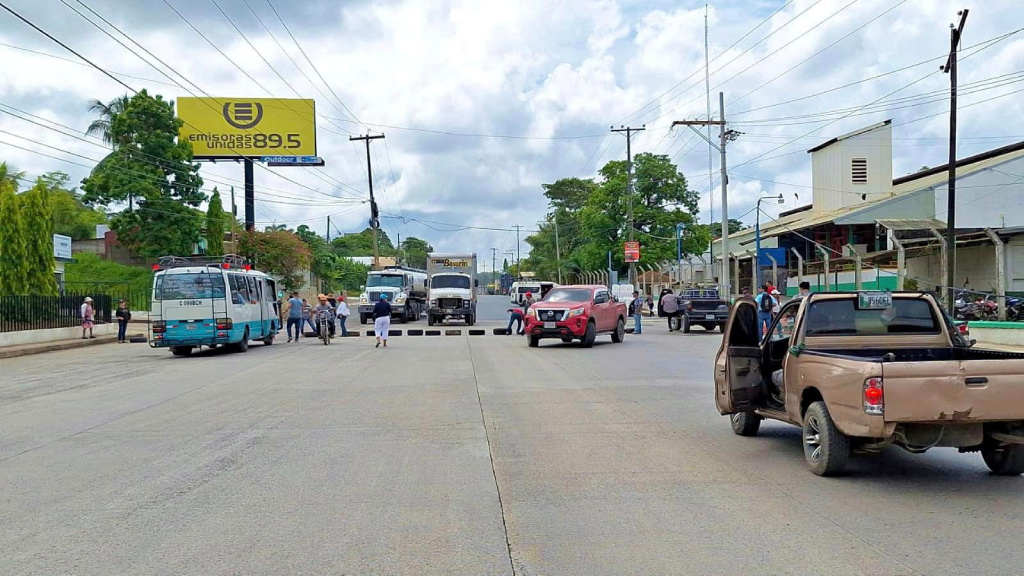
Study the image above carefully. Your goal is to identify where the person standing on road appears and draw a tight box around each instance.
[80,296,95,339]
[755,284,776,340]
[523,292,536,315]
[336,295,350,337]
[301,298,316,334]
[373,294,392,348]
[285,292,304,342]
[662,290,680,331]
[327,292,338,308]
[115,299,131,343]
[506,306,524,335]
[629,290,644,334]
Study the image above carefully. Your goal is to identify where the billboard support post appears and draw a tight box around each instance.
[244,158,255,231]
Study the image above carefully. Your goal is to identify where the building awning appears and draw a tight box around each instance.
[874,218,947,231]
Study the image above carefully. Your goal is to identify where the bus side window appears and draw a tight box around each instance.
[244,276,257,304]
[229,274,244,305]
[255,278,264,301]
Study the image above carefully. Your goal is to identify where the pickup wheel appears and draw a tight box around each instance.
[581,321,597,348]
[730,412,761,436]
[802,401,850,476]
[682,315,691,333]
[528,335,540,347]
[982,434,1024,476]
[611,318,625,343]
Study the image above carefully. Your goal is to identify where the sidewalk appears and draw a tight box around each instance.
[0,333,143,359]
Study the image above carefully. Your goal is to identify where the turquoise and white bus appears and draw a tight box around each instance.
[149,255,280,356]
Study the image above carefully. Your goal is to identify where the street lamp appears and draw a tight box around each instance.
[755,193,785,288]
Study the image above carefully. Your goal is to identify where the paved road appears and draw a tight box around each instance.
[477,293,516,322]
[3,324,1022,575]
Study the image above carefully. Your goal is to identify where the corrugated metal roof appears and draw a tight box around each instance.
[875,218,947,231]
[806,120,892,153]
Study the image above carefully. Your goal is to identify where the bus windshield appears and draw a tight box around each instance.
[155,273,225,300]
[368,274,405,288]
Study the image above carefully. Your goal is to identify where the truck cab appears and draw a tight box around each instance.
[426,253,478,326]
[358,267,427,324]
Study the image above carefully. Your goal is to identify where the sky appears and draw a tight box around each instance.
[1,0,1023,272]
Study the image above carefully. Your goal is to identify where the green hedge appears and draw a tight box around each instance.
[64,253,153,310]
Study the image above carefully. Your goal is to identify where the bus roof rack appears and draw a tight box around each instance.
[155,254,250,270]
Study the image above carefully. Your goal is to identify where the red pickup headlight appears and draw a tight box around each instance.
[863,377,884,415]
[566,307,586,318]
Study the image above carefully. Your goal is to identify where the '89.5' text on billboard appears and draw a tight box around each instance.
[177,97,317,159]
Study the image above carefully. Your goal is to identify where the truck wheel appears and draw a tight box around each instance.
[397,312,407,324]
[682,315,691,333]
[802,401,850,476]
[359,314,368,325]
[611,318,625,343]
[982,435,1024,476]
[730,412,761,436]
[528,335,540,347]
[170,346,192,357]
[263,332,274,345]
[427,315,435,326]
[581,321,597,348]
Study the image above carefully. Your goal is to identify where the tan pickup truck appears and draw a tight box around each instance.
[715,291,1024,476]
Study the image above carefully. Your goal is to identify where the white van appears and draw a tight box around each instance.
[510,281,541,305]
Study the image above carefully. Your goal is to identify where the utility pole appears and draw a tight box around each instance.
[943,9,968,314]
[512,224,524,280]
[491,247,498,292]
[610,124,645,286]
[671,92,737,299]
[326,215,330,244]
[349,133,385,269]
[229,186,237,253]
[554,214,563,284]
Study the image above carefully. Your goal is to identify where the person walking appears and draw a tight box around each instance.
[285,291,304,342]
[301,298,316,334]
[373,294,392,348]
[755,284,776,340]
[115,299,131,343]
[80,297,95,339]
[336,295,350,337]
[629,290,644,334]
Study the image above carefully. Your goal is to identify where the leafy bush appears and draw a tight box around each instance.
[64,253,153,309]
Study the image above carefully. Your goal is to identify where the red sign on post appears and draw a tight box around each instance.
[624,241,640,263]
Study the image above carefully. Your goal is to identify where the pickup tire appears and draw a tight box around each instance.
[982,435,1024,476]
[528,334,540,347]
[611,318,625,343]
[730,412,761,436]
[802,401,850,476]
[682,315,691,333]
[581,321,597,348]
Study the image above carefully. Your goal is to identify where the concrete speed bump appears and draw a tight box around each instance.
[444,329,462,336]
[365,331,375,337]
[407,329,424,336]
[388,329,402,336]
[492,328,509,335]
[468,329,485,336]
[346,331,360,337]
[425,330,441,336]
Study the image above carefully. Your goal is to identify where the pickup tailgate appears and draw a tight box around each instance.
[882,358,1024,422]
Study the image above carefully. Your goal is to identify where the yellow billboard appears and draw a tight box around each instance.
[177,97,316,159]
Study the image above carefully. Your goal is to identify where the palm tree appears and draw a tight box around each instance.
[85,95,131,147]
[0,162,25,192]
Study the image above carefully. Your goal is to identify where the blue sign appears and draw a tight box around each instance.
[758,247,787,267]
[261,156,323,166]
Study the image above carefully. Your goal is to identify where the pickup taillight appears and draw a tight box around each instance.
[863,377,884,415]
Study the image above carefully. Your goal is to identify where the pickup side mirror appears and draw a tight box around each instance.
[613,296,620,303]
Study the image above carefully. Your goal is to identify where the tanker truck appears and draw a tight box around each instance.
[426,253,478,326]
[358,266,428,324]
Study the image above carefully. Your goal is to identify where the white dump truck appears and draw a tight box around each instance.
[358,266,428,324]
[426,253,478,326]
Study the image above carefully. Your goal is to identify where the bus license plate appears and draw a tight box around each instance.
[705,314,716,320]
[544,322,556,329]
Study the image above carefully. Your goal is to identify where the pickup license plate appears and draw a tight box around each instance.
[185,324,197,331]
[705,314,716,320]
[544,322,556,329]
[858,291,893,309]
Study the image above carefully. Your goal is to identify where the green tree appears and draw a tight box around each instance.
[399,236,432,269]
[81,90,205,257]
[21,179,59,295]
[331,227,395,257]
[0,162,25,192]
[237,229,311,291]
[0,184,29,294]
[205,188,226,256]
[329,255,370,293]
[709,219,744,238]
[40,172,107,240]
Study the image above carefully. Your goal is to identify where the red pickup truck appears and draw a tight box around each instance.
[525,285,627,348]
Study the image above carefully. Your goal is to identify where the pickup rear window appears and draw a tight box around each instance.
[804,298,939,336]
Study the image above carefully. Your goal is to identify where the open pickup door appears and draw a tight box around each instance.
[714,300,766,414]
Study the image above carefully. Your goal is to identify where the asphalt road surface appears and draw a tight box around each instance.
[3,322,1023,575]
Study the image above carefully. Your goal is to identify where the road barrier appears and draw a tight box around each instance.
[468,329,485,336]
[425,330,441,336]
[445,329,462,336]
[407,329,423,336]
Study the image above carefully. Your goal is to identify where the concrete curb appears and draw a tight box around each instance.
[468,329,485,336]
[445,329,462,336]
[0,333,143,359]
[425,330,441,336]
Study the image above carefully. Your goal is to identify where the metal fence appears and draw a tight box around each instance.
[0,293,113,333]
